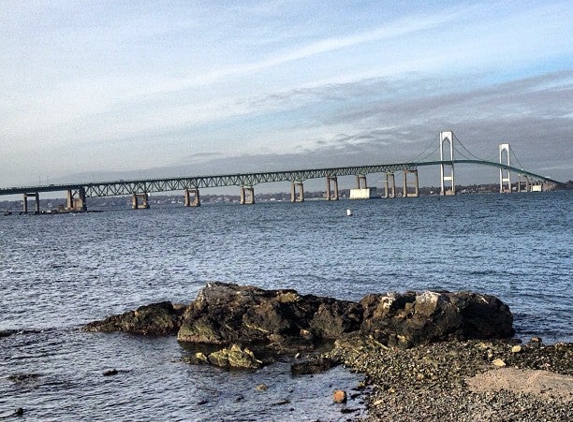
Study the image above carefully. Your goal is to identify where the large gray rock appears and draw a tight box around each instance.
[176,282,362,350]
[360,291,514,348]
[84,283,514,353]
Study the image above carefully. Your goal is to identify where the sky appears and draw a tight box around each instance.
[1,0,572,191]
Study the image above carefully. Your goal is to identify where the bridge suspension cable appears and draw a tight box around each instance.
[409,137,440,163]
[510,148,526,170]
[451,132,492,162]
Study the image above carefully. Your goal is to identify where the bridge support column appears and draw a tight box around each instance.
[132,193,150,209]
[440,131,455,196]
[240,186,255,205]
[326,176,339,201]
[184,188,201,207]
[517,175,531,193]
[403,169,419,198]
[291,181,304,202]
[356,175,367,189]
[499,143,511,193]
[66,188,87,211]
[383,173,396,198]
[23,192,40,214]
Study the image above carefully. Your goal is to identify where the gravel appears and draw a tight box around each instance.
[325,337,573,421]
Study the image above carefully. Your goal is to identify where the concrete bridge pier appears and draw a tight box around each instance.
[517,175,531,193]
[184,188,201,207]
[291,181,304,202]
[66,188,87,211]
[403,170,419,198]
[383,173,396,198]
[326,176,339,201]
[240,186,255,204]
[356,175,367,189]
[22,192,40,214]
[132,193,150,209]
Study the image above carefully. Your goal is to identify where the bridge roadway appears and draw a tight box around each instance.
[0,159,563,212]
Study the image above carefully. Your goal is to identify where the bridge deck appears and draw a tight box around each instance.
[0,159,562,198]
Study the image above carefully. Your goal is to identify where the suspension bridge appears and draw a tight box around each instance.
[0,130,563,213]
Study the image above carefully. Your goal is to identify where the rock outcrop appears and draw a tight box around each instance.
[84,282,515,362]
[359,290,514,349]
[83,301,185,335]
[176,282,362,351]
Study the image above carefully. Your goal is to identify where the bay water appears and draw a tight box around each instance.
[1,191,571,421]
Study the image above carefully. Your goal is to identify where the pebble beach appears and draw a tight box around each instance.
[328,337,573,421]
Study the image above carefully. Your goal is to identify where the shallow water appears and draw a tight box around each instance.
[0,191,571,420]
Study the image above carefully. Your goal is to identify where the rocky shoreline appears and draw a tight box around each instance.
[327,336,573,421]
[83,282,572,420]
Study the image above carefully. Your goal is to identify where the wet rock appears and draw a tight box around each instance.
[103,369,118,376]
[255,383,268,391]
[0,329,16,338]
[207,344,262,369]
[176,282,361,348]
[360,291,514,348]
[193,352,209,365]
[83,301,185,335]
[85,283,515,356]
[291,357,338,375]
[272,399,291,406]
[8,373,40,384]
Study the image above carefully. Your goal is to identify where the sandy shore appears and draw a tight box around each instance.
[327,337,573,421]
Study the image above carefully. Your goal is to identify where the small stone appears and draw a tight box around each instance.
[492,358,506,367]
[194,352,209,364]
[333,389,347,403]
[529,337,542,348]
[103,369,118,376]
[511,345,523,354]
[255,383,268,391]
[554,342,568,352]
[14,408,24,416]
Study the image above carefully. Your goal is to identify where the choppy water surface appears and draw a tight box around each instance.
[1,191,571,420]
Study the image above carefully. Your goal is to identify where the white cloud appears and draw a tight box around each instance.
[1,1,573,186]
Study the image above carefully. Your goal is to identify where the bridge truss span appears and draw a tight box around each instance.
[79,163,418,198]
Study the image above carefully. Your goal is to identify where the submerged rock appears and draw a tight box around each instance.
[0,329,16,338]
[290,357,338,375]
[83,301,185,335]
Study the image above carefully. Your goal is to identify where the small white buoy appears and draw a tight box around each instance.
[346,209,353,216]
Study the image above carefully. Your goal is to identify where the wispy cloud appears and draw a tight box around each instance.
[0,1,572,185]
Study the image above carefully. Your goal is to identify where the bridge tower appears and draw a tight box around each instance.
[440,131,455,195]
[499,143,511,193]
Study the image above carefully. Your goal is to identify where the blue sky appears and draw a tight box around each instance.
[1,0,572,189]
